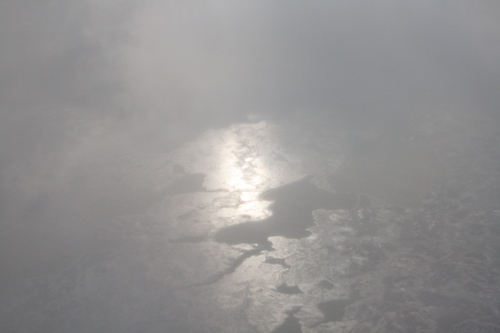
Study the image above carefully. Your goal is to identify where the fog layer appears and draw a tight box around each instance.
[1,1,500,331]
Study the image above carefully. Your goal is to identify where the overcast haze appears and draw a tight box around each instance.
[1,1,500,332]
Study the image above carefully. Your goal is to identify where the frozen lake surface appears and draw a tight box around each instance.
[2,112,500,333]
[1,2,500,332]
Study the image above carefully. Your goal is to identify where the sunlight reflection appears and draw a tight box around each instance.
[218,121,270,194]
[209,121,274,223]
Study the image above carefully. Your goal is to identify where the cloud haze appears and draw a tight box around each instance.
[1,0,500,326]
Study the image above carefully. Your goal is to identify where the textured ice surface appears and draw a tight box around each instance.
[2,115,500,333]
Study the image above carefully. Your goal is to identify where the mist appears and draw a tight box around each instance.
[1,1,500,332]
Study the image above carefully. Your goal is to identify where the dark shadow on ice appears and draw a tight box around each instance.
[276,283,303,295]
[316,279,335,290]
[272,307,303,333]
[213,176,358,247]
[182,176,357,290]
[177,246,264,290]
[310,299,351,327]
[263,256,291,269]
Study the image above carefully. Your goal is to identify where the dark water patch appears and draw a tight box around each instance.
[276,283,302,295]
[264,256,291,269]
[311,299,351,327]
[178,246,264,290]
[272,307,302,333]
[316,279,334,290]
[349,280,362,301]
[214,176,358,246]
